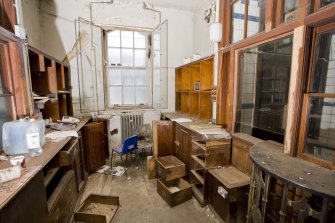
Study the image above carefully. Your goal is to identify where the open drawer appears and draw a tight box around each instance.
[58,138,79,166]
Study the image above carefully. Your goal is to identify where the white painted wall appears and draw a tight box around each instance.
[193,1,214,58]
[22,0,42,49]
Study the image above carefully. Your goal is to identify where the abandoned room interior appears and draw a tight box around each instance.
[0,0,334,222]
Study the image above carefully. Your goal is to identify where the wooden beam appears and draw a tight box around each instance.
[284,25,307,156]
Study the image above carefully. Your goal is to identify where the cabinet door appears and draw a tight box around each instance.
[83,122,106,173]
[153,120,173,157]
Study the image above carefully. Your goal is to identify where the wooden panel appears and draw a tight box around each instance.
[0,0,16,32]
[181,92,189,113]
[200,59,213,91]
[0,170,48,223]
[29,50,46,72]
[189,92,199,116]
[175,68,182,91]
[41,99,60,122]
[58,138,78,166]
[180,127,191,168]
[155,155,186,181]
[175,92,181,111]
[231,133,264,176]
[199,92,212,119]
[152,120,173,158]
[191,64,200,90]
[48,171,78,223]
[181,66,191,90]
[83,122,106,173]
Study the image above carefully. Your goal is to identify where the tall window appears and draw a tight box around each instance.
[231,0,266,43]
[235,36,293,143]
[298,25,335,169]
[107,30,149,106]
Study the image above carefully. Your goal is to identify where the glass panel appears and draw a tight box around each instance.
[134,49,146,67]
[154,50,161,68]
[108,30,120,47]
[134,32,146,49]
[108,48,120,66]
[121,31,133,48]
[154,33,160,50]
[304,97,335,163]
[136,87,147,104]
[321,0,335,7]
[153,86,161,105]
[122,68,134,85]
[123,87,135,104]
[108,68,122,85]
[282,0,299,23]
[311,29,335,94]
[235,36,293,143]
[247,0,266,37]
[109,87,122,105]
[135,69,147,86]
[231,0,245,43]
[121,49,134,67]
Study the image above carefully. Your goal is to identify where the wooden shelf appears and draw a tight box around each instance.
[175,57,213,119]
[29,46,73,121]
[190,169,205,185]
[192,184,206,206]
[191,154,206,168]
[44,167,61,187]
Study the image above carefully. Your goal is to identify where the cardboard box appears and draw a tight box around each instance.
[74,194,119,223]
[155,155,185,181]
[157,178,192,207]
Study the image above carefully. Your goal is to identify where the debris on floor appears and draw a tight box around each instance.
[96,165,126,176]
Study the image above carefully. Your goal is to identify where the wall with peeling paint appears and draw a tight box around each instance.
[22,0,42,49]
[21,0,213,119]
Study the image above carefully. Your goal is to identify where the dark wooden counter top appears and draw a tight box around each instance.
[250,141,335,200]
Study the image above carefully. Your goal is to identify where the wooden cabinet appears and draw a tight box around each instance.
[173,122,193,172]
[83,122,107,173]
[0,170,49,223]
[28,46,73,121]
[175,57,213,119]
[190,138,231,206]
[231,133,263,175]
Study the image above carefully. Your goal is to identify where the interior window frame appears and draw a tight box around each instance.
[297,22,335,169]
[230,0,267,43]
[312,0,335,12]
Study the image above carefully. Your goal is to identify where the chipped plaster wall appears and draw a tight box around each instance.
[22,0,42,49]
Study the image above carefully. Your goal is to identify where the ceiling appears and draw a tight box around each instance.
[150,0,207,11]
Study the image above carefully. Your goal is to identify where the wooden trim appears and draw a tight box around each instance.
[243,0,249,39]
[284,25,307,156]
[265,0,275,32]
[274,0,284,26]
[305,4,335,27]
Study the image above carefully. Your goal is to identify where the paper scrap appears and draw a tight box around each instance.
[171,118,192,123]
[45,131,78,141]
[96,165,126,176]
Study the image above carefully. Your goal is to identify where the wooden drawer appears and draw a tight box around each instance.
[192,152,230,168]
[59,138,79,166]
[156,155,186,181]
[157,178,192,207]
[48,170,78,223]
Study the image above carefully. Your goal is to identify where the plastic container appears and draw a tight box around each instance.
[2,118,45,156]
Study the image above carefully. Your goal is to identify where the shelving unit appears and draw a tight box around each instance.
[190,138,231,206]
[175,57,214,119]
[28,46,73,121]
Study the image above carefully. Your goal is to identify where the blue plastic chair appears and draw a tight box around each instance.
[111,135,139,167]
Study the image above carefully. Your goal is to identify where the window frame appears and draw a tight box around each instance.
[105,29,151,108]
[312,0,335,12]
[230,0,267,43]
[297,23,335,169]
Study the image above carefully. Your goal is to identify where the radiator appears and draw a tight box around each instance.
[108,112,143,151]
[120,112,143,141]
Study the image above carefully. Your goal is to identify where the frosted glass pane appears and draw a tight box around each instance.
[108,48,120,65]
[135,69,147,86]
[123,87,135,104]
[108,30,120,47]
[153,86,161,104]
[153,69,161,86]
[136,87,147,104]
[122,49,133,66]
[109,68,122,85]
[121,31,133,48]
[109,87,122,105]
[134,50,146,67]
[154,50,160,68]
[122,68,134,85]
[134,32,145,48]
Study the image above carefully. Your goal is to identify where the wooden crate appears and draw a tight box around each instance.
[155,155,186,181]
[74,194,119,223]
[207,166,250,222]
[157,178,192,207]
